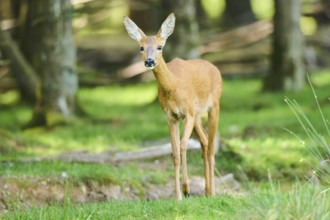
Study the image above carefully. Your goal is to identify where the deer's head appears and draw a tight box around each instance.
[123,13,175,70]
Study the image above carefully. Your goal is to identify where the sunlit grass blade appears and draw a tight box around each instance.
[285,76,330,185]
[308,75,330,137]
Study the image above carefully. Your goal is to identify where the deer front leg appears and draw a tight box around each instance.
[181,114,195,197]
[168,120,182,200]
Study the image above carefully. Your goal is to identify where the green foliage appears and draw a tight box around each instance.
[201,0,225,19]
[201,0,274,21]
[251,0,274,20]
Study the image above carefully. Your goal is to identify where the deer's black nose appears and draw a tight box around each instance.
[145,58,155,68]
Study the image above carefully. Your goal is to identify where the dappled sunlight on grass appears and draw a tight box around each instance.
[79,83,157,108]
[219,136,308,181]
[311,70,330,86]
[0,72,329,184]
[0,90,20,105]
[0,83,162,158]
[220,76,330,138]
[1,72,330,219]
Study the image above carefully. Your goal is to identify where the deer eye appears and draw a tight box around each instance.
[157,45,162,51]
[140,46,144,52]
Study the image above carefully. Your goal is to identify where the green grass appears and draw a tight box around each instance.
[1,73,330,181]
[3,196,236,220]
[285,75,330,185]
[1,71,330,218]
[0,160,168,186]
[238,184,330,220]
[3,184,329,220]
[0,82,165,159]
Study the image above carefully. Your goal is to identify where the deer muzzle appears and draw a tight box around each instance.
[145,58,155,69]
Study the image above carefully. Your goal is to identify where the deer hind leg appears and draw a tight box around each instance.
[168,120,182,200]
[194,115,210,196]
[208,103,220,196]
[181,114,195,197]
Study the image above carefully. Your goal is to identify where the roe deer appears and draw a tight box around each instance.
[123,13,222,200]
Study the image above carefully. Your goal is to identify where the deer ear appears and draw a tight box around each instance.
[123,16,146,42]
[158,13,175,40]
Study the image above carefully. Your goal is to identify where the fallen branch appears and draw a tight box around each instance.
[119,61,148,79]
[19,134,220,163]
[200,20,273,54]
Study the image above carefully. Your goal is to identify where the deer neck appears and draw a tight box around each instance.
[153,58,176,92]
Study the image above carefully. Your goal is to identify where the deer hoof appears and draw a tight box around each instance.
[182,183,190,198]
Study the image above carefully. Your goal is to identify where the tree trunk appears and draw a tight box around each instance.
[0,0,39,104]
[161,0,200,60]
[195,0,211,30]
[0,29,40,104]
[222,0,256,28]
[22,0,78,127]
[128,0,161,33]
[263,0,305,92]
[314,0,330,68]
[0,0,12,20]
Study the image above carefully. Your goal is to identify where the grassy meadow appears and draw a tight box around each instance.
[0,71,330,219]
[4,185,329,220]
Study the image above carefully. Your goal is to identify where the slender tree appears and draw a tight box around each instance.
[195,0,211,30]
[263,0,305,92]
[0,0,39,104]
[222,0,256,28]
[21,0,79,126]
[161,0,200,60]
[313,0,330,67]
[0,0,11,20]
[128,0,161,32]
[0,29,40,104]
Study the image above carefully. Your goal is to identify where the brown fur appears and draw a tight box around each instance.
[155,58,222,122]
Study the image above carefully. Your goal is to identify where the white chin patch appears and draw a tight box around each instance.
[146,66,155,70]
